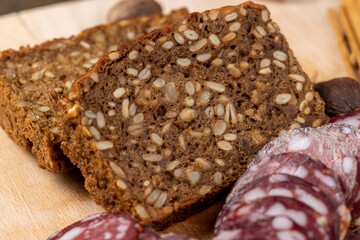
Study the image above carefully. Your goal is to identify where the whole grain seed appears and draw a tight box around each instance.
[108,51,120,61]
[267,22,276,33]
[108,102,116,108]
[228,65,241,77]
[127,31,135,40]
[195,82,202,92]
[90,126,101,140]
[199,91,211,105]
[185,97,195,107]
[275,93,292,105]
[203,127,212,136]
[215,159,225,166]
[144,185,153,197]
[229,22,241,32]
[305,92,314,102]
[197,53,212,62]
[225,12,238,22]
[239,7,247,16]
[178,24,187,32]
[167,160,180,171]
[289,74,305,82]
[50,127,59,134]
[38,106,50,112]
[31,71,42,81]
[199,185,212,195]
[188,171,201,185]
[179,134,186,150]
[255,26,267,36]
[109,161,125,178]
[83,63,93,69]
[214,172,223,184]
[222,32,237,42]
[312,119,322,127]
[260,59,271,68]
[154,192,168,208]
[185,81,195,95]
[273,60,286,69]
[145,45,154,52]
[296,82,303,91]
[224,133,237,141]
[165,111,178,119]
[174,33,185,44]
[213,120,227,136]
[212,58,223,66]
[138,68,151,80]
[90,72,99,82]
[45,71,55,78]
[195,158,211,169]
[174,169,183,178]
[299,100,308,112]
[142,154,163,162]
[151,133,164,146]
[205,107,215,118]
[258,67,272,75]
[165,82,176,102]
[215,104,225,116]
[273,50,288,62]
[129,103,136,116]
[261,10,269,22]
[128,51,138,60]
[190,39,208,52]
[161,122,172,133]
[177,58,191,67]
[127,68,138,77]
[96,111,106,128]
[237,113,244,122]
[133,113,144,123]
[189,130,203,138]
[217,141,233,151]
[113,87,126,98]
[135,205,149,219]
[147,145,157,152]
[122,98,130,119]
[209,34,221,46]
[116,180,127,190]
[218,95,230,103]
[153,78,165,88]
[162,41,174,49]
[183,30,199,40]
[205,81,225,92]
[290,123,302,129]
[208,9,219,20]
[82,126,91,137]
[96,141,113,150]
[304,107,311,115]
[143,180,150,187]
[296,116,306,124]
[80,41,90,49]
[146,189,161,204]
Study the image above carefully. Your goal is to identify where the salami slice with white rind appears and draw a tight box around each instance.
[218,173,339,239]
[48,212,140,240]
[331,111,360,130]
[252,123,360,205]
[214,216,312,240]
[227,152,350,239]
[217,196,332,240]
[48,212,194,240]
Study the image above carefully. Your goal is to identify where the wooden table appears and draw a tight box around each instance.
[0,0,346,239]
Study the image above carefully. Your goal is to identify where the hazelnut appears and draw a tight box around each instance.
[314,77,360,117]
[107,0,162,23]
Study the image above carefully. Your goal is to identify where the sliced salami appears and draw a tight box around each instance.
[214,216,312,240]
[252,123,360,205]
[217,196,332,240]
[48,212,140,240]
[227,152,350,239]
[218,173,339,239]
[331,111,360,129]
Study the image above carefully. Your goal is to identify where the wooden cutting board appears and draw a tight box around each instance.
[0,0,346,239]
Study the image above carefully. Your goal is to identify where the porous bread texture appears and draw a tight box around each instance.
[0,9,188,173]
[59,1,329,229]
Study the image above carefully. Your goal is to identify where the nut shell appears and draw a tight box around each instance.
[314,77,360,117]
[107,0,162,23]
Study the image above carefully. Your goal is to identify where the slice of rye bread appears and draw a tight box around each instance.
[0,9,188,173]
[58,2,329,229]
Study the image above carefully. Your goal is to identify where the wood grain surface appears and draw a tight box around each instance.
[0,0,346,239]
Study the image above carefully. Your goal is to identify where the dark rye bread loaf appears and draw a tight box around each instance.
[0,9,188,173]
[58,2,329,229]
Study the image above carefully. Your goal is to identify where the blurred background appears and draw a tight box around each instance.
[0,0,75,15]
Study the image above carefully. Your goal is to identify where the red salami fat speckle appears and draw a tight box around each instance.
[218,173,339,239]
[331,111,360,129]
